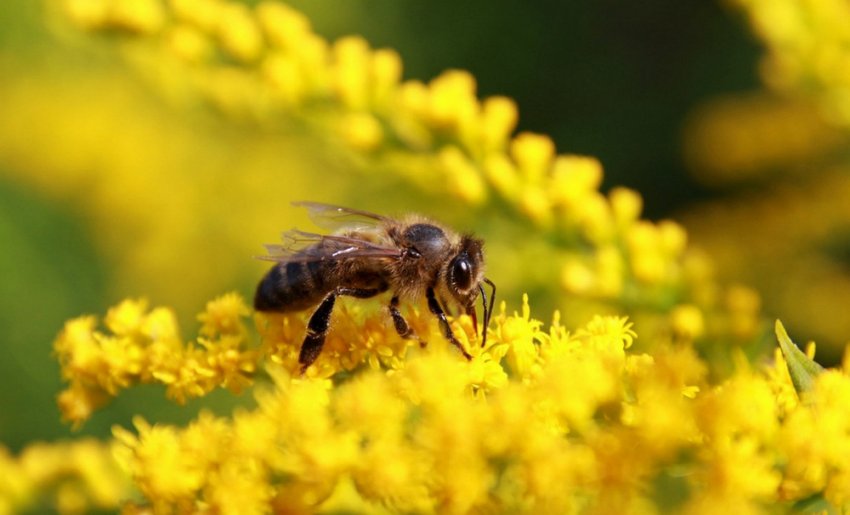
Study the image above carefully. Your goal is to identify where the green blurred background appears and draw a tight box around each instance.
[0,0,772,451]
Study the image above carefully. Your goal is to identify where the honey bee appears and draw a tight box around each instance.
[254,201,496,371]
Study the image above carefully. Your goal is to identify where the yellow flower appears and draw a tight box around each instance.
[0,439,130,514]
[38,289,850,512]
[54,293,258,423]
[197,291,250,338]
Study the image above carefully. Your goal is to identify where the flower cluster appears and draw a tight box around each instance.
[0,439,129,514]
[54,293,257,426]
[33,293,850,513]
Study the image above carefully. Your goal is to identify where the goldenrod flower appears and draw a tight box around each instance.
[0,439,130,514]
[37,294,850,512]
[54,294,257,425]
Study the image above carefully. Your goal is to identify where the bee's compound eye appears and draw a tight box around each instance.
[451,257,473,290]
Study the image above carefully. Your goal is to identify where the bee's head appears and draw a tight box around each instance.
[444,236,496,348]
[446,236,484,302]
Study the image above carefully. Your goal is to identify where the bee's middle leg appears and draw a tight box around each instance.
[425,287,472,360]
[389,296,425,347]
[299,287,386,372]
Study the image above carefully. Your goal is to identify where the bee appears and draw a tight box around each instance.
[254,201,496,372]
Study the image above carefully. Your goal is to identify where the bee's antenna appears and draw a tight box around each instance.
[480,278,496,348]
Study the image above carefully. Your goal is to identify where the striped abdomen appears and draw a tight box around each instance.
[254,260,336,312]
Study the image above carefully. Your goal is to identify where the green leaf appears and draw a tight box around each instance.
[775,320,825,395]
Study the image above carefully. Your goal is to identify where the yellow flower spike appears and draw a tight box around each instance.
[110,0,166,34]
[339,111,384,151]
[426,70,479,131]
[197,291,250,338]
[482,153,520,199]
[397,79,429,121]
[479,96,519,154]
[262,52,306,104]
[439,145,487,204]
[510,132,555,183]
[497,295,545,379]
[657,220,688,256]
[519,184,553,226]
[62,0,111,29]
[595,245,625,297]
[370,48,403,108]
[609,186,643,229]
[331,36,371,110]
[353,440,433,512]
[725,284,762,339]
[207,460,275,514]
[120,417,206,504]
[627,221,667,284]
[166,24,212,63]
[550,154,604,207]
[0,439,131,514]
[104,298,148,337]
[671,304,706,341]
[55,295,260,422]
[580,315,637,352]
[560,257,596,295]
[256,1,311,50]
[64,0,165,34]
[56,383,109,428]
[764,347,799,417]
[168,0,220,31]
[577,192,615,244]
[215,2,263,62]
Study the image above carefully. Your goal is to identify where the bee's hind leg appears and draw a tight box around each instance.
[425,287,472,360]
[299,287,386,373]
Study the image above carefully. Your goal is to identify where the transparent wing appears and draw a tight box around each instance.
[257,230,402,263]
[292,201,392,231]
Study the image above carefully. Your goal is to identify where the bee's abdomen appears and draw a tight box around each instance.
[254,260,333,312]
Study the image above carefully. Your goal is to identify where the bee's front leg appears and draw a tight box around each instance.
[425,287,472,360]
